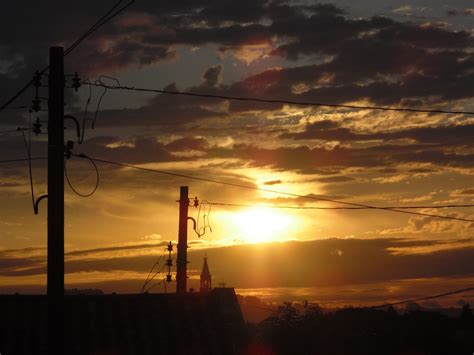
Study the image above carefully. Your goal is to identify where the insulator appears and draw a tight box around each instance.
[33,118,42,136]
[65,140,74,159]
[166,259,173,267]
[167,242,173,251]
[33,71,42,87]
[193,196,199,207]
[72,72,81,92]
[32,99,41,112]
[166,274,172,283]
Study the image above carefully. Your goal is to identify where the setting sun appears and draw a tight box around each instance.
[231,207,293,243]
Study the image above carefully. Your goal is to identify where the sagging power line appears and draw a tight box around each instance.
[207,201,474,210]
[0,157,46,164]
[0,0,135,112]
[370,286,474,309]
[0,127,29,135]
[2,150,472,221]
[64,154,100,198]
[83,82,474,116]
[72,154,474,223]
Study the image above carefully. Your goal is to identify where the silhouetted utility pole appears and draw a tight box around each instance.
[48,47,64,296]
[176,186,189,293]
[47,46,65,353]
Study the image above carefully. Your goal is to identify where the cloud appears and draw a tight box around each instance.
[2,1,473,110]
[202,64,223,87]
[165,137,209,152]
[282,121,474,146]
[263,180,282,186]
[204,142,474,173]
[317,176,354,183]
[3,238,474,290]
[452,188,474,196]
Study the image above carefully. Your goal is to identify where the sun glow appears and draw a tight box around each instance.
[231,207,293,243]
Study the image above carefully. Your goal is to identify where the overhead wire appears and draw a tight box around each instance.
[0,0,135,112]
[0,124,37,212]
[92,80,106,129]
[63,1,133,57]
[64,155,100,197]
[78,78,93,144]
[141,255,164,293]
[144,278,166,293]
[20,125,36,213]
[0,127,29,135]
[143,267,167,293]
[72,154,474,223]
[142,261,168,293]
[0,158,46,164]
[194,200,213,237]
[77,75,119,142]
[83,82,474,116]
[207,201,474,210]
[92,76,120,129]
[201,201,213,235]
[369,286,474,309]
[246,286,474,313]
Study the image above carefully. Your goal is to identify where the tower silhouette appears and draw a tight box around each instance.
[200,256,212,293]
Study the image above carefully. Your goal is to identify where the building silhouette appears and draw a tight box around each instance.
[0,289,244,355]
[200,256,212,293]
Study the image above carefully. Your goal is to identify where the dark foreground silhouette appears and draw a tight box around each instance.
[243,303,474,355]
[2,290,473,355]
[0,288,245,355]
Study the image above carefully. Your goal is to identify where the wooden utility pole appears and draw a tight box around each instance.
[47,46,65,352]
[176,186,189,293]
[48,46,65,297]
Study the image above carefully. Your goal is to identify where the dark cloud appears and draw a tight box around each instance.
[73,136,176,164]
[207,144,384,173]
[263,180,282,186]
[202,64,223,88]
[318,176,354,183]
[3,238,474,288]
[165,136,209,152]
[88,82,226,128]
[457,188,474,195]
[196,0,268,26]
[282,121,474,146]
[2,1,473,109]
[201,141,474,172]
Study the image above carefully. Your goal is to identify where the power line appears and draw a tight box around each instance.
[64,155,100,197]
[73,154,474,223]
[0,157,46,164]
[92,76,120,128]
[141,255,165,294]
[0,128,28,135]
[208,201,474,210]
[0,69,48,113]
[0,0,135,112]
[83,82,474,116]
[20,127,36,213]
[63,1,135,57]
[370,287,474,309]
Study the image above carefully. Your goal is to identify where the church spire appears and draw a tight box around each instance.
[200,256,212,293]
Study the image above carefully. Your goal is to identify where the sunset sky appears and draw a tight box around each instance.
[1,0,474,306]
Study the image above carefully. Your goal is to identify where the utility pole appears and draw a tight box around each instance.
[176,186,189,293]
[48,47,64,297]
[47,46,65,353]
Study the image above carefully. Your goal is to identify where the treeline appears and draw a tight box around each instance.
[246,303,474,355]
